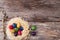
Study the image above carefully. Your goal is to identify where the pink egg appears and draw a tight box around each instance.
[18,30,22,35]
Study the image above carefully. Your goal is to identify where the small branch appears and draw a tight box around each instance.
[2,10,8,40]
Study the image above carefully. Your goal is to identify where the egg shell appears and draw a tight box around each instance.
[14,32,18,36]
[17,22,21,28]
[14,28,19,32]
[9,25,13,29]
[19,26,24,31]
[10,29,15,33]
[31,25,37,30]
[31,31,36,36]
[13,23,17,28]
[18,30,22,35]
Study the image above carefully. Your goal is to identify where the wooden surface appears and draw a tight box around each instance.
[0,21,60,40]
[3,0,60,22]
[0,0,60,22]
[0,0,60,40]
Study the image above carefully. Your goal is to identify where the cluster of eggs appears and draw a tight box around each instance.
[30,25,37,36]
[9,23,24,36]
[9,22,37,36]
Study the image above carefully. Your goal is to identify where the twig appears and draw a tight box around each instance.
[2,10,8,40]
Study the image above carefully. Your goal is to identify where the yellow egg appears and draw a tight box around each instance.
[10,29,15,33]
[17,22,21,28]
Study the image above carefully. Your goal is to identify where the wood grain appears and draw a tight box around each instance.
[1,0,60,22]
[0,0,60,40]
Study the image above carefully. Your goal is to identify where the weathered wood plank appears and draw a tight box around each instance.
[0,0,60,40]
[29,22,60,40]
[0,0,59,22]
[0,22,60,40]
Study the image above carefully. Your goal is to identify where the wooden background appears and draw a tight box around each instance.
[0,0,60,40]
